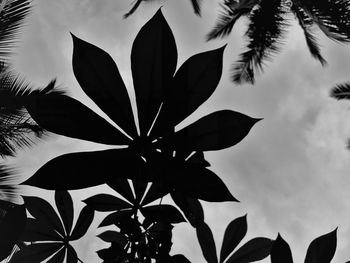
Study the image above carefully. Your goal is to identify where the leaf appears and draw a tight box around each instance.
[141,182,169,206]
[99,209,133,227]
[158,110,261,152]
[55,190,74,236]
[83,194,132,212]
[70,206,95,241]
[22,149,144,190]
[187,151,211,167]
[23,196,65,236]
[304,228,337,263]
[98,230,128,246]
[46,248,66,263]
[10,242,62,263]
[21,218,62,242]
[171,192,204,228]
[0,204,26,261]
[196,222,218,263]
[67,244,78,263]
[133,179,148,205]
[152,46,225,137]
[107,177,135,203]
[226,237,273,263]
[220,215,248,263]
[24,88,130,145]
[131,9,177,136]
[141,204,186,224]
[190,0,202,15]
[270,234,293,263]
[71,34,137,138]
[330,83,350,100]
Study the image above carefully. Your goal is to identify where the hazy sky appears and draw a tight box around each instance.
[8,0,350,262]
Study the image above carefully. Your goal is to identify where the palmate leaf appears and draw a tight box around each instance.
[330,83,350,100]
[71,34,137,138]
[196,222,218,263]
[55,190,74,236]
[70,206,94,240]
[304,228,337,263]
[131,9,177,136]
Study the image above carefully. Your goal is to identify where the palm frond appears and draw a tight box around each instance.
[207,0,258,41]
[297,0,350,43]
[0,165,17,203]
[330,82,350,100]
[291,5,327,65]
[190,0,202,16]
[0,0,31,60]
[233,0,288,84]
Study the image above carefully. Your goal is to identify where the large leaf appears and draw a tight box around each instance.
[0,204,26,261]
[131,9,177,136]
[55,190,74,236]
[22,149,144,190]
[21,218,62,242]
[70,206,95,241]
[24,89,130,145]
[10,242,62,263]
[304,228,337,263]
[226,237,273,263]
[71,34,137,138]
[220,215,248,262]
[83,194,132,212]
[23,196,65,236]
[196,222,218,263]
[151,46,225,137]
[141,204,186,224]
[171,192,204,228]
[270,234,293,263]
[158,110,261,152]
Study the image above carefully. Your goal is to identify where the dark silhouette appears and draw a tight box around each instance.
[270,229,337,263]
[207,0,350,84]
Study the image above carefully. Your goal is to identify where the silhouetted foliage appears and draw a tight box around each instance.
[208,0,350,84]
[270,229,338,263]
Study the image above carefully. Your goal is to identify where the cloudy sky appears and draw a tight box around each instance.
[7,0,350,262]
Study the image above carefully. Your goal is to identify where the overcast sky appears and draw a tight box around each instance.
[8,0,350,262]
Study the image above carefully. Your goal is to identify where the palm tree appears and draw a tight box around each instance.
[207,0,350,84]
[124,0,203,18]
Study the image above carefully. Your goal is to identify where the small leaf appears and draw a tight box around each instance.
[152,46,225,137]
[196,222,218,263]
[98,230,128,246]
[220,215,248,263]
[99,209,133,227]
[10,243,62,263]
[25,90,130,145]
[70,206,95,241]
[0,205,26,261]
[270,234,293,263]
[97,242,125,261]
[71,34,137,138]
[159,110,261,152]
[23,196,65,236]
[304,228,337,263]
[131,9,177,136]
[83,194,132,212]
[226,237,273,263]
[171,192,204,228]
[141,204,186,224]
[22,149,144,190]
[55,190,74,236]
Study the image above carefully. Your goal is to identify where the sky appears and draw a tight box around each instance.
[6,0,350,262]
